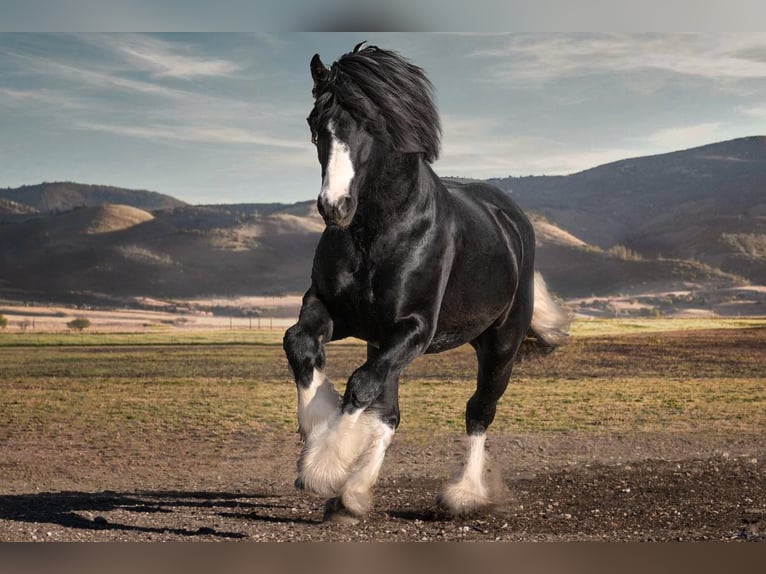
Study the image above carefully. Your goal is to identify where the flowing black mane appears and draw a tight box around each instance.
[310,42,441,163]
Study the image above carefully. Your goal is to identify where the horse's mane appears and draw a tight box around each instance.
[311,42,441,164]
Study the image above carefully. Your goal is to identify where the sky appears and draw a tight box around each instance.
[1,32,766,205]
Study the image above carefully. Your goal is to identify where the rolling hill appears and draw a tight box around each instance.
[0,201,320,300]
[488,136,766,284]
[0,198,38,216]
[0,182,186,214]
[0,191,747,310]
[1,137,764,315]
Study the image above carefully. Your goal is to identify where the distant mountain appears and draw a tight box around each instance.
[0,195,746,307]
[0,201,321,299]
[1,137,764,315]
[525,213,741,298]
[488,136,766,284]
[0,182,186,214]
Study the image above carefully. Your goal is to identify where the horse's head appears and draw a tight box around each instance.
[307,44,441,228]
[308,54,374,228]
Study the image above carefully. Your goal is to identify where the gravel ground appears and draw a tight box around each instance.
[1,431,764,541]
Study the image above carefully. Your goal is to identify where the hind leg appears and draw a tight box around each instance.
[438,303,532,515]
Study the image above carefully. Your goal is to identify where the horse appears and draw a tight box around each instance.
[283,42,568,522]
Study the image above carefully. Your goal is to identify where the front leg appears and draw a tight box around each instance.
[283,289,339,441]
[296,316,432,507]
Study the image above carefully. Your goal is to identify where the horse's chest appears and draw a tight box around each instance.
[315,232,408,339]
[330,265,377,308]
[321,260,386,333]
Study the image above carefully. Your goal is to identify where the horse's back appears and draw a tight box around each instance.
[442,179,535,270]
[443,180,533,233]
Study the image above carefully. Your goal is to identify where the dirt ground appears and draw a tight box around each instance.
[2,325,765,541]
[1,429,764,541]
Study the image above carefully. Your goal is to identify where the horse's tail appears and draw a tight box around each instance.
[519,271,570,358]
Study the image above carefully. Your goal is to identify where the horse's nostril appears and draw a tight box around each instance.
[317,197,327,219]
[337,196,352,218]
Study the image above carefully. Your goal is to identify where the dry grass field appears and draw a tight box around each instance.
[0,317,764,541]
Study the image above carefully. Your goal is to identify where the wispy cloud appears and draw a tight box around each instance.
[87,34,242,79]
[77,121,311,150]
[440,141,641,177]
[0,87,86,109]
[439,115,642,176]
[741,105,766,119]
[472,33,766,84]
[644,122,723,149]
[1,48,189,98]
[0,39,300,148]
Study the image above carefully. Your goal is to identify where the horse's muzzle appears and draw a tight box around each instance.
[317,194,356,228]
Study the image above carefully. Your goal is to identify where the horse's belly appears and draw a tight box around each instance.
[425,256,518,353]
[425,309,496,354]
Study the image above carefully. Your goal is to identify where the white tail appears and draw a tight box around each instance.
[530,271,569,347]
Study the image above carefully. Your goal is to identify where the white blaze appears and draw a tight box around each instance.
[320,121,355,205]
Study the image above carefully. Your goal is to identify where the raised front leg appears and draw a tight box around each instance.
[296,316,432,515]
[283,290,339,440]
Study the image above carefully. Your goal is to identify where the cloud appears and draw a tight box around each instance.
[77,121,312,150]
[0,87,86,109]
[2,48,189,99]
[439,115,641,176]
[88,34,242,79]
[644,122,723,149]
[472,33,766,84]
[440,142,640,177]
[0,41,296,130]
[741,105,766,119]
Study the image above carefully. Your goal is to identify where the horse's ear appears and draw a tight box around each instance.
[310,54,329,96]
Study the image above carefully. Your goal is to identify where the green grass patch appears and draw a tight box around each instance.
[1,324,764,447]
[569,316,766,337]
[0,329,287,347]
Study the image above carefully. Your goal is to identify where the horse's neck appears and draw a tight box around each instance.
[354,154,436,235]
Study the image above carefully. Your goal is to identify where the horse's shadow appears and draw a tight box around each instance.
[0,490,317,539]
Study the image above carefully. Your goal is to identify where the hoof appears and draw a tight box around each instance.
[295,410,378,499]
[339,486,372,517]
[323,497,362,525]
[436,482,492,517]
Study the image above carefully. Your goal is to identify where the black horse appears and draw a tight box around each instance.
[284,42,568,522]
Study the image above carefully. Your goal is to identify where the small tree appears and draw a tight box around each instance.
[67,317,91,332]
[0,314,7,330]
